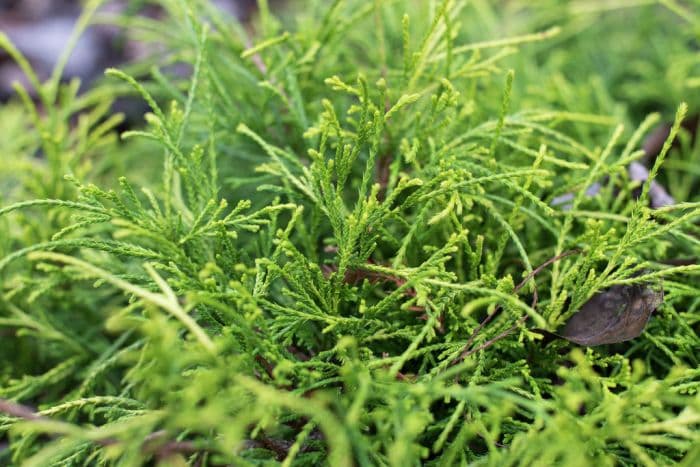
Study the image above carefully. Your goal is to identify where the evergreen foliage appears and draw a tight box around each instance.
[1,0,699,465]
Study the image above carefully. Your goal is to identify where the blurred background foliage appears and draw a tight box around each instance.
[0,0,698,465]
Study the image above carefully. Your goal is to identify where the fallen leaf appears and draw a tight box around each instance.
[556,284,663,346]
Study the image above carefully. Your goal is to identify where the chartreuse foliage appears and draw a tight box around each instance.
[1,0,700,465]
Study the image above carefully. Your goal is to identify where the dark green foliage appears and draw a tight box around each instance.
[1,0,699,465]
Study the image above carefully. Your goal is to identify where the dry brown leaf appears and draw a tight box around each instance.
[556,284,663,346]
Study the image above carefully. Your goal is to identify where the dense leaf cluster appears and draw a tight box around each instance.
[1,1,699,465]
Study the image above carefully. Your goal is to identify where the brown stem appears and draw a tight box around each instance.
[462,315,529,358]
[255,354,276,379]
[376,150,392,202]
[0,399,42,421]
